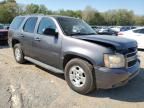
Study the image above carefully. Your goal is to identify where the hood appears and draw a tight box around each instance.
[73,35,137,50]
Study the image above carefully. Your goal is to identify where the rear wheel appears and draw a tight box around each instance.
[13,44,25,64]
[65,58,96,94]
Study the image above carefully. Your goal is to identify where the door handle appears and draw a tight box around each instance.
[34,37,41,41]
[20,34,24,37]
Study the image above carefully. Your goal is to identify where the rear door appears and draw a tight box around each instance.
[20,17,38,57]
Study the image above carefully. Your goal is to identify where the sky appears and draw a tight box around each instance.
[2,0,144,15]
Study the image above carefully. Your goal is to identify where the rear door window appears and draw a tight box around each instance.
[23,17,38,33]
[10,17,25,30]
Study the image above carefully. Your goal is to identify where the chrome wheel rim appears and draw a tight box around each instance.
[15,48,21,61]
[69,66,86,87]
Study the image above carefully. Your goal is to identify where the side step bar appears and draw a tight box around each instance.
[24,56,64,74]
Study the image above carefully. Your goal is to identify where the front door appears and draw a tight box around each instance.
[32,17,62,68]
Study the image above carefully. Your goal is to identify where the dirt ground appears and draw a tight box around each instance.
[0,45,144,108]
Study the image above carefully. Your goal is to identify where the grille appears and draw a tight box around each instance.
[128,60,137,67]
[126,47,137,68]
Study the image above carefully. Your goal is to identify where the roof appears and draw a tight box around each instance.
[17,14,78,19]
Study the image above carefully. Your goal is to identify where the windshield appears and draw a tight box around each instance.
[0,24,4,29]
[57,17,96,36]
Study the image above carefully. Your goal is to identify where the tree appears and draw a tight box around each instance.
[102,9,135,26]
[24,4,49,15]
[134,16,144,26]
[82,6,96,24]
[0,2,144,25]
[82,6,105,25]
[115,9,135,26]
[56,9,82,18]
[38,5,48,14]
[102,10,117,25]
[0,0,18,23]
[5,0,16,2]
[25,4,39,14]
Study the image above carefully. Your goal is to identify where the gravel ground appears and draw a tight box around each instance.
[0,45,144,108]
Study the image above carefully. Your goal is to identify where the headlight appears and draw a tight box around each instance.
[104,54,125,68]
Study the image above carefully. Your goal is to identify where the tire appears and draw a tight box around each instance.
[13,44,25,64]
[65,58,96,94]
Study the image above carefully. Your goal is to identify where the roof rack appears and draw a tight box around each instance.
[19,14,44,17]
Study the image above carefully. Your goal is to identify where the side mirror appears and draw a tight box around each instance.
[43,28,58,36]
[7,26,9,30]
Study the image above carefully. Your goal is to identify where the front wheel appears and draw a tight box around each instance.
[65,58,96,94]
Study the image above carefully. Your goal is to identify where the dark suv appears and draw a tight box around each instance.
[0,24,8,43]
[8,15,140,94]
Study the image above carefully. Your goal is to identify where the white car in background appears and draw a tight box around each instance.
[118,27,144,49]
[111,26,121,32]
[98,27,108,33]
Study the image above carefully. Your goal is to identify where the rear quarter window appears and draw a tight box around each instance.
[10,17,25,30]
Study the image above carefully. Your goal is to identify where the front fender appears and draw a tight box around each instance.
[61,36,113,69]
[63,47,97,66]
